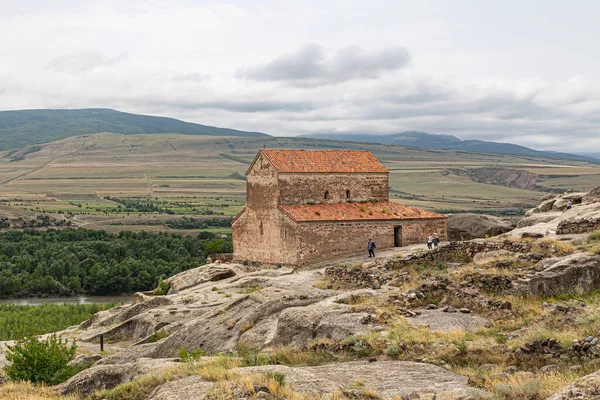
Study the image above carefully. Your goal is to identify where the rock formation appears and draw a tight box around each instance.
[447,213,515,240]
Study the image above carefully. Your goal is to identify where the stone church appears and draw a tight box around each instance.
[232,149,447,266]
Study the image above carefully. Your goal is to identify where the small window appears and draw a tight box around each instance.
[259,222,263,236]
[324,191,330,200]
[284,229,288,239]
[346,190,351,199]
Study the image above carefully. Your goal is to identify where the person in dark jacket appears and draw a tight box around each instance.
[433,234,440,248]
[368,239,376,257]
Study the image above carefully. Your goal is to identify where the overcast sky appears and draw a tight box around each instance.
[1,0,599,152]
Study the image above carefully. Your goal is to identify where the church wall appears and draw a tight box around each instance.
[278,173,389,204]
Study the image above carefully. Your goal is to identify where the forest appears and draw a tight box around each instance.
[0,228,231,298]
[0,304,115,340]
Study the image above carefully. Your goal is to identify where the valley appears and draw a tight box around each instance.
[1,132,599,239]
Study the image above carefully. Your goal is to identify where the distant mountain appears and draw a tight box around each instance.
[577,152,600,160]
[0,108,268,150]
[306,131,598,163]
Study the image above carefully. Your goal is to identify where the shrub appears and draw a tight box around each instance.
[152,279,170,296]
[191,349,206,360]
[240,285,260,294]
[147,329,170,343]
[4,334,77,385]
[237,342,270,366]
[386,345,400,358]
[178,346,191,362]
[263,371,286,386]
[588,230,600,242]
[453,340,469,354]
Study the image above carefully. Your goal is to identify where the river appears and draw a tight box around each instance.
[0,295,132,306]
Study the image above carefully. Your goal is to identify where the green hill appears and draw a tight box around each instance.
[0,108,268,150]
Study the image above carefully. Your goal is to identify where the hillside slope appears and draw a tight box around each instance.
[307,131,598,163]
[0,108,267,150]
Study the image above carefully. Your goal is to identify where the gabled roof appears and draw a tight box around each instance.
[249,149,389,174]
[279,201,446,222]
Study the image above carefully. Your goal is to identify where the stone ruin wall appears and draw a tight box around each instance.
[557,218,600,235]
[277,173,389,204]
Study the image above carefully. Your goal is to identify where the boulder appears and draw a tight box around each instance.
[67,354,102,369]
[583,186,600,204]
[447,214,515,241]
[168,264,238,294]
[243,361,487,399]
[55,358,179,396]
[408,309,488,332]
[511,253,600,296]
[147,376,214,400]
[547,369,600,399]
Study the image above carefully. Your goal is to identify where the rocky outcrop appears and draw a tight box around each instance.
[142,361,487,400]
[167,264,237,294]
[511,253,600,296]
[56,358,179,396]
[547,369,600,399]
[509,187,600,238]
[147,376,213,400]
[447,213,515,241]
[409,309,489,332]
[243,361,486,399]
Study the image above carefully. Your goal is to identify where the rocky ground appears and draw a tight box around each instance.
[3,190,600,399]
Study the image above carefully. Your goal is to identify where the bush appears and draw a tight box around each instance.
[152,279,170,296]
[263,371,286,386]
[4,334,77,385]
[588,230,600,242]
[178,346,191,362]
[237,342,270,366]
[147,329,170,343]
[453,340,469,354]
[386,345,400,358]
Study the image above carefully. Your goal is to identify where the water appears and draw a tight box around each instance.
[0,295,132,306]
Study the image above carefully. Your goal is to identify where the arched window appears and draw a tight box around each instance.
[346,190,351,199]
[324,191,330,200]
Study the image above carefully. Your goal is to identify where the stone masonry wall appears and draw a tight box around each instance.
[233,153,298,265]
[278,173,389,204]
[294,218,447,265]
[556,218,600,235]
[401,218,448,245]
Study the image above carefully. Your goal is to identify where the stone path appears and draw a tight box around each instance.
[311,243,441,270]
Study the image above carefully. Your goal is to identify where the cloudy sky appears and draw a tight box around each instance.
[1,0,599,152]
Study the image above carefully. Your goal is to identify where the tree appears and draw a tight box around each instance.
[4,333,77,385]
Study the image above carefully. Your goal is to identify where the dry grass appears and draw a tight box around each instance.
[486,370,587,400]
[0,382,67,400]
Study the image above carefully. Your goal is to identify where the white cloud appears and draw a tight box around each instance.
[0,1,599,153]
[46,50,128,74]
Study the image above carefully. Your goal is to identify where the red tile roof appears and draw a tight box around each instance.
[279,201,446,222]
[257,149,389,173]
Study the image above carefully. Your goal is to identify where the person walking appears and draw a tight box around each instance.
[433,234,440,248]
[427,235,433,250]
[368,239,376,257]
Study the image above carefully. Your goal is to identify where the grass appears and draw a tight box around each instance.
[0,382,62,400]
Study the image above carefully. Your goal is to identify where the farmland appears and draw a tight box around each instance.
[0,132,599,235]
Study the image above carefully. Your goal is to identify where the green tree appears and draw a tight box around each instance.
[4,333,77,385]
